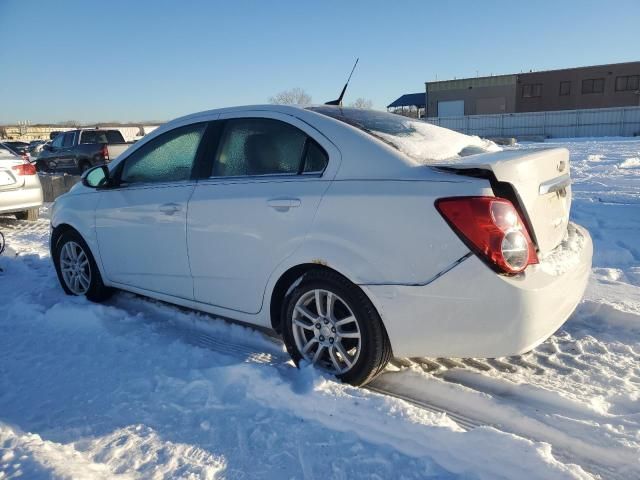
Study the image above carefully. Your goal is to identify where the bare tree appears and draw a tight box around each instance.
[349,98,373,109]
[269,87,312,106]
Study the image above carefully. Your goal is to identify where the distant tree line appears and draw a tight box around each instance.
[269,88,373,109]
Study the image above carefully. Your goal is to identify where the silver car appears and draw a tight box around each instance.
[0,143,43,220]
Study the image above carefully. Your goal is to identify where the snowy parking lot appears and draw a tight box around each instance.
[1,137,639,479]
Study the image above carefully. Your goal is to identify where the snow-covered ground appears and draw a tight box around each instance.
[1,137,639,479]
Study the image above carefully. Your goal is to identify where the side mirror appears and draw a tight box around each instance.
[82,165,111,188]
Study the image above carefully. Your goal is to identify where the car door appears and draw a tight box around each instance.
[95,122,208,299]
[187,112,337,315]
[57,131,77,171]
[40,133,65,170]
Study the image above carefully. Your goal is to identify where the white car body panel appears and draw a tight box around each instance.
[365,224,592,358]
[95,182,196,299]
[0,151,44,214]
[189,176,329,313]
[50,105,592,359]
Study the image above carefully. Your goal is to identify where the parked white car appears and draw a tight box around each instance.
[50,105,592,385]
[0,143,43,220]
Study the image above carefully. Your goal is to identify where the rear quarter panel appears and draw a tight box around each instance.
[283,177,492,285]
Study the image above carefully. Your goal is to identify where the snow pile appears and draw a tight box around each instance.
[373,120,501,164]
[618,157,640,169]
[538,223,587,276]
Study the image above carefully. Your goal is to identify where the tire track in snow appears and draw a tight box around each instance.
[113,294,628,480]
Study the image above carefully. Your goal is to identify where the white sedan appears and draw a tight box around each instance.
[0,143,43,221]
[50,105,592,385]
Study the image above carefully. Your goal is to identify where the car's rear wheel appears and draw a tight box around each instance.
[282,269,392,386]
[53,229,113,302]
[15,208,39,221]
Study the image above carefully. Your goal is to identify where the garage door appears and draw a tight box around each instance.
[438,100,464,117]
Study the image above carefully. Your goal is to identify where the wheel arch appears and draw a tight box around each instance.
[50,222,108,282]
[50,222,79,253]
[268,262,388,339]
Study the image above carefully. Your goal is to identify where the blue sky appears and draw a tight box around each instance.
[1,0,639,124]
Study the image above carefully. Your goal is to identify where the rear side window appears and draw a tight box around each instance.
[121,123,205,184]
[106,130,124,143]
[0,146,16,157]
[213,118,310,177]
[80,131,100,144]
[81,130,123,144]
[303,139,328,173]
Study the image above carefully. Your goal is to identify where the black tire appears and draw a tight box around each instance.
[282,269,392,386]
[78,161,91,173]
[52,229,114,302]
[15,208,39,221]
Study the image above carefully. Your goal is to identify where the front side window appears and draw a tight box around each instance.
[62,132,75,147]
[212,118,308,177]
[582,78,605,94]
[51,134,64,149]
[121,123,205,184]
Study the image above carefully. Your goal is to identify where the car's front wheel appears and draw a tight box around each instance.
[53,229,113,302]
[282,269,392,386]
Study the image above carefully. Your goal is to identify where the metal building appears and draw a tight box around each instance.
[425,61,640,118]
[386,93,426,118]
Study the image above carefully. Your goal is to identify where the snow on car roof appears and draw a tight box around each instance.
[309,106,501,164]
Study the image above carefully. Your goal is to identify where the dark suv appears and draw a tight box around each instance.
[36,129,131,174]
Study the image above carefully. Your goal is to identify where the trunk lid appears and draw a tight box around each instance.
[0,156,26,191]
[438,147,572,254]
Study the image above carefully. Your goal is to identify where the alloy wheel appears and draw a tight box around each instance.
[291,289,362,374]
[59,240,92,295]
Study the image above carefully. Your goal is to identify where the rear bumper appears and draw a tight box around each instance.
[364,223,593,358]
[0,184,44,214]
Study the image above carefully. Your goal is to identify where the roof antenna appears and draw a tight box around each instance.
[325,58,359,106]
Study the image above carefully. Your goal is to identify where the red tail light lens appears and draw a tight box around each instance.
[101,145,109,162]
[12,160,37,176]
[435,196,538,274]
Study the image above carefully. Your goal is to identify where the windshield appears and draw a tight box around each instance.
[308,106,500,164]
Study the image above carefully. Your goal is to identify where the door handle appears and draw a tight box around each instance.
[159,202,181,215]
[267,198,301,211]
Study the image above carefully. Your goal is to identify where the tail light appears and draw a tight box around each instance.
[435,196,538,274]
[12,160,37,176]
[100,145,110,162]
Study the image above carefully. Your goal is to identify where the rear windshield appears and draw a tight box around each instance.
[0,144,18,157]
[80,130,124,144]
[308,106,500,164]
